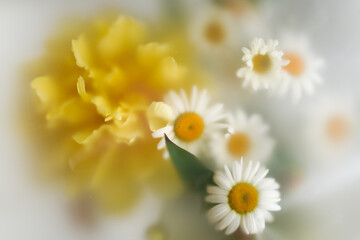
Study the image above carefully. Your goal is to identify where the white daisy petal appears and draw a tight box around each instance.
[166,91,185,113]
[214,172,232,190]
[207,122,229,130]
[236,67,247,78]
[208,113,228,123]
[152,126,172,138]
[242,47,251,56]
[240,215,250,235]
[262,210,274,222]
[157,138,166,150]
[179,89,190,111]
[223,165,235,185]
[205,194,228,203]
[231,160,241,182]
[162,150,169,159]
[255,178,276,189]
[215,211,236,231]
[225,215,240,235]
[247,212,257,234]
[260,190,280,199]
[207,186,228,195]
[253,211,265,233]
[207,203,230,223]
[195,89,208,112]
[206,103,224,119]
[246,161,260,182]
[243,160,253,182]
[190,86,198,110]
[252,168,269,186]
[259,202,281,211]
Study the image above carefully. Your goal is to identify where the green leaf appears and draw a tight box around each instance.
[165,135,214,192]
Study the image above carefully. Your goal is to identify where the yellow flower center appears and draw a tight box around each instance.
[228,183,258,214]
[227,133,251,157]
[252,54,272,74]
[326,115,349,142]
[174,112,204,142]
[204,20,225,44]
[283,52,304,76]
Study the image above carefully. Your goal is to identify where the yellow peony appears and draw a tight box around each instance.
[29,14,204,213]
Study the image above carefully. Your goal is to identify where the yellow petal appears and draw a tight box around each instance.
[104,67,126,89]
[156,57,187,85]
[77,76,91,102]
[111,112,144,144]
[72,124,110,145]
[91,96,113,118]
[31,76,61,105]
[46,98,101,126]
[98,17,145,60]
[146,101,174,131]
[72,130,92,145]
[72,34,93,71]
[137,42,170,68]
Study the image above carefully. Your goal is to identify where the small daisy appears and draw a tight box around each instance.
[210,109,274,168]
[189,6,237,54]
[304,94,358,164]
[206,159,281,235]
[147,86,228,158]
[277,33,324,102]
[236,38,289,91]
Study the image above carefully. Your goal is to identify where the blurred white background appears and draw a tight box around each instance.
[1,0,360,239]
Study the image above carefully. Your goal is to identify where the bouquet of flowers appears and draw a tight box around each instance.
[24,0,359,239]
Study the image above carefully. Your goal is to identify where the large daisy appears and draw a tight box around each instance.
[206,159,281,235]
[147,86,228,158]
[210,109,274,168]
[277,33,324,102]
[236,38,289,91]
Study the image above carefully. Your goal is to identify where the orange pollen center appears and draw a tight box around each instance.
[204,20,225,44]
[174,112,204,142]
[283,52,304,76]
[228,183,258,214]
[227,133,251,157]
[326,115,350,142]
[252,54,272,74]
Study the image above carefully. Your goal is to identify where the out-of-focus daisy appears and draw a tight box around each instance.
[206,159,281,235]
[147,86,228,158]
[210,109,274,168]
[189,6,237,54]
[304,94,359,166]
[236,38,289,91]
[224,0,267,43]
[278,33,324,102]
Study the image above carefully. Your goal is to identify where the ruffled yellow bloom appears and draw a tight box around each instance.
[29,14,203,213]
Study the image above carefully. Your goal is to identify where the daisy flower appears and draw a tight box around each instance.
[189,6,237,54]
[304,94,359,166]
[278,33,324,102]
[236,38,289,91]
[206,159,281,235]
[147,86,228,158]
[210,109,274,168]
